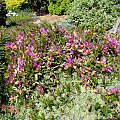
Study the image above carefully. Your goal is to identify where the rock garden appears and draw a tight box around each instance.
[0,0,120,119]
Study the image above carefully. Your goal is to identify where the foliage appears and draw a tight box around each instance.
[27,0,49,12]
[0,0,7,26]
[7,10,33,25]
[67,0,120,30]
[5,0,27,10]
[48,0,72,15]
[1,21,120,119]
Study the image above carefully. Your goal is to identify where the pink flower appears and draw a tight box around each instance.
[7,77,13,84]
[16,32,24,41]
[97,57,107,66]
[37,85,44,94]
[77,58,82,63]
[33,62,38,68]
[102,44,108,53]
[50,46,55,52]
[93,88,101,94]
[5,42,17,50]
[17,57,24,72]
[66,55,73,64]
[102,66,113,73]
[40,28,48,35]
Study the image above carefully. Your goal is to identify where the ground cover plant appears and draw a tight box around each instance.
[0,0,120,119]
[67,0,120,31]
[0,21,120,119]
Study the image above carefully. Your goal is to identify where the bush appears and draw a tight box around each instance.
[48,0,72,15]
[67,0,120,30]
[1,22,120,119]
[5,0,27,10]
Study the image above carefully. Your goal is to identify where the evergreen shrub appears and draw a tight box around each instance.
[67,0,120,30]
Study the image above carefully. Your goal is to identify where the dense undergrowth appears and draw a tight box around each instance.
[0,1,120,119]
[0,19,120,119]
[67,0,120,30]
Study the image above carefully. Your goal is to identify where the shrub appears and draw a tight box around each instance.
[67,0,120,30]
[48,0,72,15]
[5,0,27,10]
[2,22,120,119]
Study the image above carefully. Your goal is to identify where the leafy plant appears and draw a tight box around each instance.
[67,0,120,30]
[5,0,27,10]
[48,0,72,15]
[1,20,120,119]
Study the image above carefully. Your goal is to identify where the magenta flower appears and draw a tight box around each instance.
[26,80,29,85]
[98,57,107,66]
[47,62,51,69]
[107,89,114,95]
[30,38,35,45]
[93,88,101,94]
[16,32,24,41]
[66,43,71,49]
[116,45,120,54]
[58,49,63,54]
[117,86,120,91]
[107,37,120,54]
[107,66,113,72]
[66,55,73,64]
[40,28,48,35]
[102,66,113,73]
[8,64,11,68]
[7,77,13,84]
[77,58,82,63]
[5,42,17,50]
[37,85,44,94]
[55,76,59,81]
[48,55,54,61]
[46,37,51,42]
[117,93,120,97]
[16,33,24,47]
[33,62,38,68]
[15,81,24,89]
[102,44,108,53]
[17,57,24,72]
[107,86,120,95]
[50,46,55,52]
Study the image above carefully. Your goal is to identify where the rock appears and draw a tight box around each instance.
[33,19,41,25]
[109,17,120,34]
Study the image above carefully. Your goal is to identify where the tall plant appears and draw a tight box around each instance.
[0,0,7,26]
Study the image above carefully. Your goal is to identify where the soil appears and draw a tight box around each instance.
[39,14,67,23]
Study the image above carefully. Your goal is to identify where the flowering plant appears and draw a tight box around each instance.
[4,23,120,119]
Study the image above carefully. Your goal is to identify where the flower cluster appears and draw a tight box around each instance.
[5,26,120,102]
[107,86,120,96]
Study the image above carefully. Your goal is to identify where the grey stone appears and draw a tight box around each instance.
[33,19,41,25]
[109,17,120,34]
